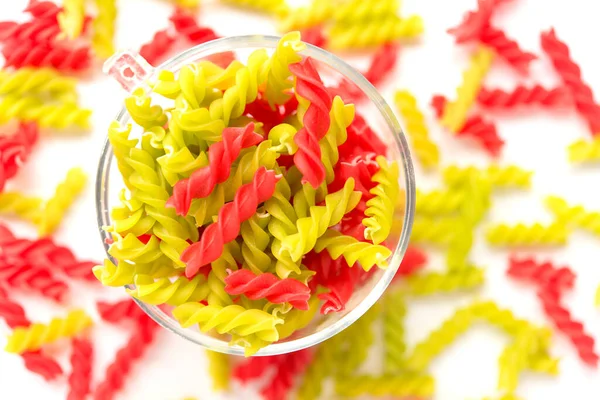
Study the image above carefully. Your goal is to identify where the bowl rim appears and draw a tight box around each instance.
[96,34,416,356]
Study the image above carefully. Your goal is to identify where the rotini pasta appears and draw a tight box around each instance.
[240,211,273,274]
[411,216,461,245]
[486,221,569,246]
[277,0,335,31]
[222,0,289,16]
[0,95,92,130]
[334,0,399,24]
[93,259,136,287]
[5,309,93,354]
[128,274,210,306]
[327,15,424,49]
[568,137,600,163]
[395,90,440,168]
[314,229,392,271]
[92,0,117,58]
[205,350,230,391]
[406,266,485,295]
[320,96,355,183]
[207,242,241,306]
[0,191,43,222]
[383,288,406,373]
[264,31,305,106]
[363,155,399,244]
[0,68,77,99]
[416,188,465,215]
[57,0,86,39]
[335,374,435,397]
[545,195,600,235]
[441,46,495,132]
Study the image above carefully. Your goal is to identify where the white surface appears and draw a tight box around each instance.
[1,0,600,399]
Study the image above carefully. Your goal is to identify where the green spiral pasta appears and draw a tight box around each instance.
[173,302,283,356]
[92,0,117,58]
[268,123,298,155]
[0,68,77,98]
[383,288,406,373]
[240,211,273,274]
[0,192,43,223]
[336,304,381,377]
[321,96,355,183]
[264,31,306,107]
[108,233,163,264]
[125,88,168,129]
[128,274,210,306]
[405,266,485,296]
[37,167,87,235]
[315,229,392,271]
[334,374,435,398]
[280,179,361,261]
[363,155,399,244]
[205,350,231,391]
[207,242,242,306]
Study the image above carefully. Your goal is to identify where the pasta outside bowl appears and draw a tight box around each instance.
[96,35,415,356]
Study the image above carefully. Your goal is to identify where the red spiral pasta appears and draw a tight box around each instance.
[331,153,379,197]
[25,0,62,19]
[289,58,333,188]
[97,299,146,324]
[508,256,575,292]
[225,269,311,310]
[317,262,360,314]
[541,28,600,135]
[447,0,511,43]
[0,257,69,302]
[478,85,571,108]
[139,29,176,66]
[2,39,91,71]
[363,44,400,87]
[0,123,38,192]
[300,26,326,48]
[538,285,599,367]
[233,355,279,383]
[479,25,536,74]
[167,123,263,215]
[169,8,219,44]
[67,338,93,400]
[338,114,387,161]
[0,18,60,44]
[394,246,428,280]
[261,350,313,400]
[181,167,280,277]
[0,286,30,328]
[93,315,158,400]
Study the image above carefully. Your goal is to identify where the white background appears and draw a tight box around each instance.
[1,0,600,399]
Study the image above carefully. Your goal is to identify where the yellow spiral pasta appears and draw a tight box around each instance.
[314,229,392,271]
[276,295,319,340]
[92,0,117,58]
[498,334,534,393]
[383,288,406,373]
[107,190,156,237]
[128,274,210,306]
[568,137,600,163]
[441,46,495,132]
[406,266,485,296]
[446,223,474,269]
[416,188,465,215]
[485,221,569,246]
[0,95,91,130]
[443,165,531,189]
[281,179,360,261]
[58,0,86,39]
[321,96,355,183]
[278,0,335,31]
[125,88,168,129]
[221,0,289,16]
[411,216,461,245]
[327,15,424,49]
[0,192,43,223]
[545,195,600,235]
[264,31,305,106]
[93,259,136,286]
[363,155,399,244]
[107,233,163,265]
[169,0,200,8]
[37,167,87,235]
[334,374,435,398]
[208,242,241,306]
[527,352,560,375]
[240,211,272,274]
[394,90,440,168]
[268,123,298,155]
[5,309,93,354]
[0,68,77,99]
[334,0,399,23]
[205,350,230,391]
[173,302,283,356]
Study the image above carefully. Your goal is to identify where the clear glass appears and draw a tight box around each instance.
[96,35,415,356]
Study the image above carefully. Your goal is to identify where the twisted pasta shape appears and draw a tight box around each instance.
[125,88,168,129]
[486,222,568,246]
[93,259,136,287]
[264,31,305,107]
[1,39,92,71]
[320,96,355,184]
[173,302,283,354]
[487,165,533,188]
[363,155,399,244]
[568,137,600,163]
[0,192,43,222]
[334,0,399,23]
[37,167,87,235]
[541,28,600,134]
[0,68,77,98]
[182,167,280,277]
[278,0,335,31]
[207,242,241,306]
[314,229,392,271]
[268,123,298,155]
[91,0,117,58]
[276,295,319,340]
[0,95,91,129]
[327,15,424,49]
[139,29,176,66]
[296,334,342,400]
[406,266,485,296]
[222,0,289,16]
[67,338,93,400]
[205,350,230,391]
[5,309,93,354]
[238,211,272,274]
[0,260,69,302]
[128,274,210,306]
[441,46,494,132]
[96,299,145,324]
[383,288,406,373]
[394,89,440,168]
[281,179,361,261]
[334,374,435,398]
[411,216,461,245]
[57,0,85,39]
[479,25,536,73]
[545,195,600,235]
[107,122,137,190]
[478,85,571,108]
[498,333,537,393]
[416,188,465,215]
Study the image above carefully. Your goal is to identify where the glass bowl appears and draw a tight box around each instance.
[96,35,415,356]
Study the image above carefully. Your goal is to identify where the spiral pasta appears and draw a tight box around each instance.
[276,295,319,341]
[545,195,600,235]
[0,95,91,130]
[334,374,435,398]
[334,0,399,24]
[486,165,533,189]
[207,242,241,306]
[107,122,138,190]
[264,31,305,106]
[128,274,210,306]
[416,188,465,215]
[314,229,392,271]
[37,167,87,235]
[0,68,77,99]
[568,137,600,163]
[0,192,43,222]
[441,46,495,132]
[296,333,342,400]
[486,221,569,246]
[278,0,335,31]
[498,334,534,393]
[394,90,440,168]
[406,266,485,296]
[93,259,136,287]
[205,350,230,391]
[411,216,461,245]
[363,155,399,244]
[268,123,298,155]
[125,88,168,130]
[240,211,273,274]
[383,288,406,373]
[321,96,355,183]
[58,0,86,39]
[327,15,424,49]
[173,302,283,355]
[92,0,117,58]
[221,0,289,16]
[5,309,93,354]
